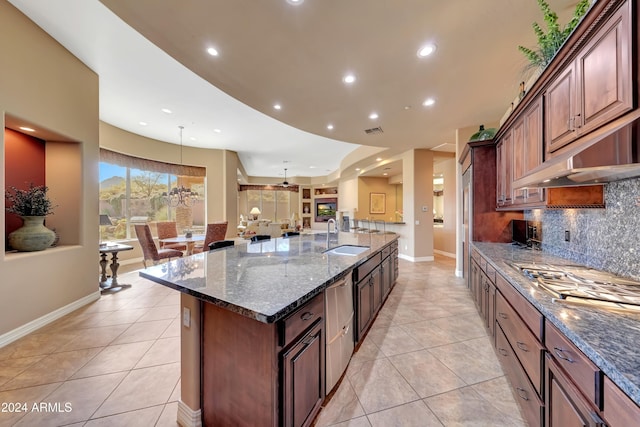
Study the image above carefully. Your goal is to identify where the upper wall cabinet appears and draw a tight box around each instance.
[512,98,544,206]
[545,0,632,156]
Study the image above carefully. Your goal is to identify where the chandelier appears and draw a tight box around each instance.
[164,126,198,208]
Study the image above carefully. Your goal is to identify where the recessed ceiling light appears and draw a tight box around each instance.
[383,173,388,176]
[207,47,219,56]
[343,74,356,84]
[376,157,382,161]
[369,112,379,120]
[19,126,35,132]
[274,104,282,110]
[161,108,172,114]
[355,168,361,171]
[309,166,317,169]
[327,124,334,130]
[404,106,411,110]
[423,98,436,106]
[417,44,436,58]
[190,137,197,141]
[139,121,148,126]
[214,128,221,133]
[287,0,304,4]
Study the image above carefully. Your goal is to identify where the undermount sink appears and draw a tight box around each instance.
[325,245,370,256]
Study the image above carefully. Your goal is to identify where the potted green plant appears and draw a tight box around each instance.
[518,0,591,70]
[5,183,57,251]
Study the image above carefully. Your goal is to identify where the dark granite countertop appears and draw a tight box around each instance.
[472,242,640,407]
[140,232,398,324]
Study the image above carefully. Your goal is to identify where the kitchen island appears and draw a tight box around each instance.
[140,231,398,427]
[472,242,640,425]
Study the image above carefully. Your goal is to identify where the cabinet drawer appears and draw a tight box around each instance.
[353,253,381,282]
[381,245,391,259]
[602,376,640,427]
[496,326,544,427]
[496,292,544,396]
[485,262,496,284]
[281,292,324,347]
[495,274,543,340]
[471,248,480,263]
[545,320,601,407]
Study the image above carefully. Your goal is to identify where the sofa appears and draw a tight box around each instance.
[238,219,294,238]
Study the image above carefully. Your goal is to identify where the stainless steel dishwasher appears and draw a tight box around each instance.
[325,275,354,392]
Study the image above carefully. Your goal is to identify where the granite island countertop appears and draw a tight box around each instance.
[140,232,398,324]
[472,242,640,407]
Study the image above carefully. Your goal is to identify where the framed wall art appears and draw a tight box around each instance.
[369,192,386,214]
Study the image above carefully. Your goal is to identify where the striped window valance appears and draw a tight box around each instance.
[100,148,206,177]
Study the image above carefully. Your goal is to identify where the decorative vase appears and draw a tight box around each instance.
[8,216,56,252]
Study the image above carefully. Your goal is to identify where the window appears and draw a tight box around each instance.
[238,185,297,222]
[99,149,205,241]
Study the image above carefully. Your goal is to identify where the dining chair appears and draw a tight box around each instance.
[156,221,187,251]
[193,221,228,253]
[250,235,271,242]
[134,224,184,268]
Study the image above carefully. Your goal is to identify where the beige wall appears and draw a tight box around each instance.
[0,1,100,337]
[356,177,399,223]
[433,156,457,256]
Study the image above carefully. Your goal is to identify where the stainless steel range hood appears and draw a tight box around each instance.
[514,109,640,189]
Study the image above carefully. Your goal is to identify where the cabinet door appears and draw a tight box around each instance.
[371,267,383,314]
[356,276,373,341]
[545,63,576,154]
[497,132,513,207]
[546,354,604,427]
[523,99,545,203]
[512,117,527,205]
[576,2,631,137]
[282,320,325,427]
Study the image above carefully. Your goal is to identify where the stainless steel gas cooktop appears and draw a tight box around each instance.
[510,262,640,312]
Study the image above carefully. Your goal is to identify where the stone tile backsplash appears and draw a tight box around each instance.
[525,177,640,281]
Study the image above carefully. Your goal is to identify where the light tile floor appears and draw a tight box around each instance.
[0,256,525,426]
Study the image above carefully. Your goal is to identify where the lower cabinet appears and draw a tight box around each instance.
[355,242,398,343]
[282,319,325,427]
[546,354,604,427]
[201,291,325,427]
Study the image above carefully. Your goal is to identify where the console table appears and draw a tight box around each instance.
[99,243,133,292]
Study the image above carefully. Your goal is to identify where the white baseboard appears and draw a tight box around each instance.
[398,254,434,262]
[0,291,100,348]
[177,400,202,427]
[434,249,456,259]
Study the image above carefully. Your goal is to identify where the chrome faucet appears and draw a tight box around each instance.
[326,218,338,247]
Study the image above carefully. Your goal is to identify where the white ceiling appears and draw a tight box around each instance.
[8,0,579,180]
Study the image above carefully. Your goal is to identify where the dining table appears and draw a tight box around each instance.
[159,235,205,255]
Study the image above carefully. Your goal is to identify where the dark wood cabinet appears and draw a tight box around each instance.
[513,98,545,206]
[602,376,640,427]
[282,319,325,427]
[545,0,632,156]
[354,244,398,343]
[202,292,325,427]
[496,133,513,207]
[546,354,604,427]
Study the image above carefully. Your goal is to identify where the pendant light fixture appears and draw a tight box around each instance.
[164,126,197,207]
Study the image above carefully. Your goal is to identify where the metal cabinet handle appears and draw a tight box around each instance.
[516,387,529,401]
[498,312,508,319]
[498,348,508,357]
[554,347,574,363]
[516,341,529,352]
[300,312,314,321]
[342,324,350,336]
[302,334,317,346]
